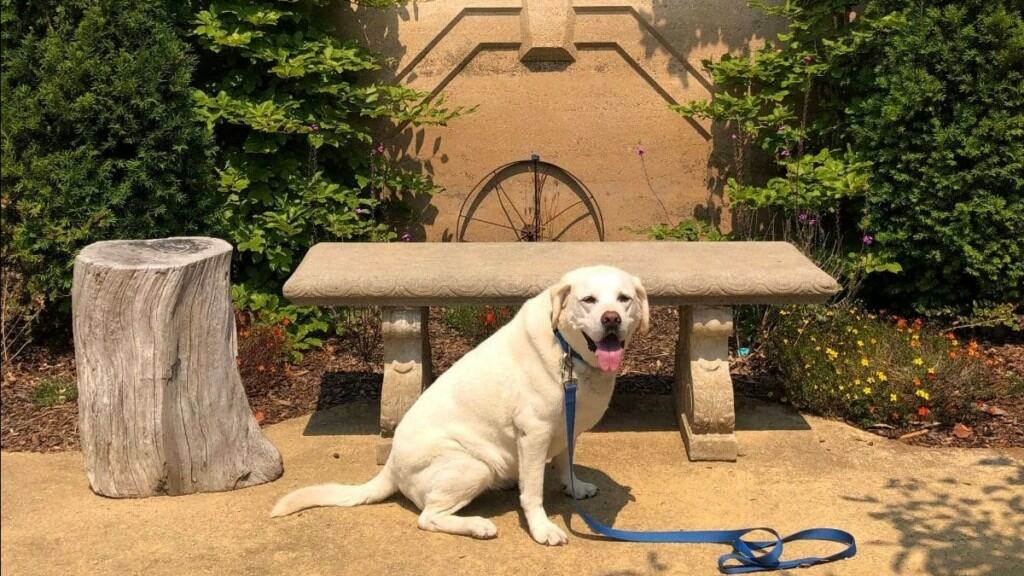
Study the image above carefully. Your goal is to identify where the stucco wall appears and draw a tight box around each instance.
[335,1,780,241]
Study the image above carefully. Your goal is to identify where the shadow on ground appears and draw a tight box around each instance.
[302,371,810,436]
[844,456,1024,576]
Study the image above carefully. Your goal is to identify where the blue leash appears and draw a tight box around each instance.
[555,331,856,573]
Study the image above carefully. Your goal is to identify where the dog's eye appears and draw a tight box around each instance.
[617,294,631,303]
[581,296,597,304]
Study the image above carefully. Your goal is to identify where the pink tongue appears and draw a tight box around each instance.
[595,347,624,373]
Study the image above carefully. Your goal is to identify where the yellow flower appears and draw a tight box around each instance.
[797,328,804,334]
[854,379,862,385]
[856,340,864,348]
[889,393,898,402]
[783,338,789,344]
[863,386,873,395]
[876,371,888,382]
[811,336,817,343]
[867,376,876,384]
[915,389,930,401]
[913,357,924,366]
[779,309,790,316]
[927,367,936,375]
[815,345,822,351]
[852,328,859,335]
[870,338,878,344]
[860,357,870,367]
[826,347,839,360]
[804,363,811,369]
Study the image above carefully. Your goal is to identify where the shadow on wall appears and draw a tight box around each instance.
[632,1,785,233]
[329,1,785,239]
[843,457,1024,576]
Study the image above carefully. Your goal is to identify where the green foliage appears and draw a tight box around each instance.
[191,1,464,351]
[639,219,729,241]
[766,305,990,427]
[32,375,77,408]
[843,0,1024,312]
[673,1,886,290]
[1,0,214,319]
[230,285,327,357]
[676,0,1023,314]
[440,305,517,344]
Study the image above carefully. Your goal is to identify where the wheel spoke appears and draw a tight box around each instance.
[542,199,584,227]
[465,216,519,232]
[494,182,528,227]
[550,212,591,241]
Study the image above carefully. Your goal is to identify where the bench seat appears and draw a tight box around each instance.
[284,242,839,463]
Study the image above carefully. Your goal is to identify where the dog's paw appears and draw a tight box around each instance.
[562,479,598,500]
[530,520,568,546]
[467,517,499,539]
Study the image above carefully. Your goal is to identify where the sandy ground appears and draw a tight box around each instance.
[2,394,1022,576]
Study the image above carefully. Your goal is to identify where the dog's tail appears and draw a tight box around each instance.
[270,465,398,517]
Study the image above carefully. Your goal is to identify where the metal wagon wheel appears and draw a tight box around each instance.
[456,156,604,242]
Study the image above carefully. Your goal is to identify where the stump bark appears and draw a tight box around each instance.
[73,237,283,497]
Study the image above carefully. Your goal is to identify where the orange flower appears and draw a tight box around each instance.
[913,377,922,387]
[281,318,291,327]
[910,339,921,348]
[912,318,923,330]
[917,406,931,418]
[896,318,907,329]
[948,351,958,359]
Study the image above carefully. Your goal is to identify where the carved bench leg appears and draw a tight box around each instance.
[673,306,738,461]
[377,306,432,464]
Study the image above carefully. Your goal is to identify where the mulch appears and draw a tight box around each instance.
[2,308,1021,453]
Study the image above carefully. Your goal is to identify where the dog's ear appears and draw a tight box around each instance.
[549,282,571,330]
[633,275,650,335]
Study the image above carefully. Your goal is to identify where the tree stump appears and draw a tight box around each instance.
[72,237,283,497]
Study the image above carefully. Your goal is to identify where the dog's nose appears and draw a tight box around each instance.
[601,311,621,328]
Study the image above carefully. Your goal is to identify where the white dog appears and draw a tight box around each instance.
[271,265,649,545]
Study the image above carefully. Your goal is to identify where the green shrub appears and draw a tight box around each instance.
[440,305,517,344]
[190,1,464,350]
[767,305,990,427]
[673,1,890,292]
[32,375,77,408]
[1,0,214,320]
[638,219,729,241]
[845,0,1024,313]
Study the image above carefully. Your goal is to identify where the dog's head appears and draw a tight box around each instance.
[549,266,650,373]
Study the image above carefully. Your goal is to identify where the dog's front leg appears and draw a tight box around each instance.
[517,427,568,545]
[552,450,598,500]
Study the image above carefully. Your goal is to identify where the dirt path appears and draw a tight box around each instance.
[2,395,1022,576]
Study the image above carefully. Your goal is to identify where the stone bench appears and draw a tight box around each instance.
[283,242,839,464]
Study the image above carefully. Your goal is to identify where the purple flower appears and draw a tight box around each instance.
[862,234,874,246]
[400,232,412,242]
[808,218,817,226]
[779,148,791,158]
[730,133,738,141]
[798,212,809,222]
[355,208,370,215]
[636,145,646,157]
[309,122,321,133]
[373,142,385,155]
[802,55,814,65]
